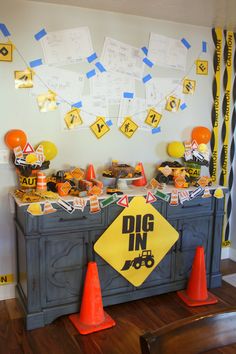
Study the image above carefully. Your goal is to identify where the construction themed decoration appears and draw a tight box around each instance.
[89,195,101,213]
[165,96,181,112]
[0,42,12,61]
[195,59,208,75]
[94,196,179,287]
[90,117,110,139]
[119,117,138,138]
[0,22,209,138]
[191,126,211,145]
[167,141,185,158]
[4,129,27,150]
[210,28,222,183]
[43,201,57,214]
[69,262,115,334]
[177,246,218,306]
[183,78,196,94]
[145,108,162,128]
[36,90,57,112]
[36,141,57,161]
[14,69,33,88]
[64,108,83,129]
[27,203,43,216]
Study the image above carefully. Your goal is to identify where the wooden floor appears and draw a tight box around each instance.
[1,259,236,354]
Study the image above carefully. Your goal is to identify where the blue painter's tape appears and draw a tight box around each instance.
[86,69,96,79]
[106,120,113,126]
[143,57,154,68]
[95,62,106,72]
[180,103,187,110]
[142,74,152,84]
[152,127,161,134]
[0,23,10,37]
[72,101,82,109]
[123,92,134,99]
[181,38,191,49]
[202,41,207,53]
[29,58,43,68]
[87,52,97,63]
[141,46,148,56]
[34,28,47,41]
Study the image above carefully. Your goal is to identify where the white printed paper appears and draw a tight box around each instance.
[101,37,144,80]
[30,65,84,104]
[41,27,94,66]
[118,98,149,131]
[148,33,187,71]
[146,78,183,111]
[60,95,108,131]
[90,72,135,104]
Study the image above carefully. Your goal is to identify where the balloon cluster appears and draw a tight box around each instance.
[167,126,211,159]
[4,129,58,176]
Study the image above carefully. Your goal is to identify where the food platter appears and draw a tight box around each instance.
[102,176,142,190]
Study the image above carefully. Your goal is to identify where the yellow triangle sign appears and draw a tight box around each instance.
[94,196,179,286]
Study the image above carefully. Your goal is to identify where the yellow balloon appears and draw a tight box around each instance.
[198,143,207,153]
[167,141,185,158]
[37,141,58,161]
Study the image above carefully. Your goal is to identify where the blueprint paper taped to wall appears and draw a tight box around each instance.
[148,33,187,71]
[30,65,84,104]
[101,37,144,80]
[40,27,94,66]
[90,71,135,104]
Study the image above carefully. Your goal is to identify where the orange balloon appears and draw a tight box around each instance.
[191,126,211,144]
[4,129,27,149]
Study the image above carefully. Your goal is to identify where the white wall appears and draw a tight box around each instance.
[0,0,216,298]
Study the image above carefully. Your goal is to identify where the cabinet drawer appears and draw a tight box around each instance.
[167,197,213,218]
[39,206,106,233]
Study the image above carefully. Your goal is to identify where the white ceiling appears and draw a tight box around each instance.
[28,0,236,29]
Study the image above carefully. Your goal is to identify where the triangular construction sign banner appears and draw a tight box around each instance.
[117,195,129,208]
[23,142,34,154]
[94,196,179,287]
[146,191,157,203]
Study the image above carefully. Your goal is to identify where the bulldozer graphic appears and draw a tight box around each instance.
[121,250,155,271]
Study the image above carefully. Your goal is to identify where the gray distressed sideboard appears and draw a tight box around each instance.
[14,191,224,330]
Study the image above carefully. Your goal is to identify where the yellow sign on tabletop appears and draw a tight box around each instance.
[94,196,179,287]
[120,117,138,138]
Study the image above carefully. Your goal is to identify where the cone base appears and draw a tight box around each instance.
[132,180,147,187]
[69,311,116,335]
[177,289,218,307]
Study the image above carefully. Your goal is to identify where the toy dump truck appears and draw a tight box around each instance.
[155,161,190,186]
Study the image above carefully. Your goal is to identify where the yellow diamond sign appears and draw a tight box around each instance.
[94,196,179,287]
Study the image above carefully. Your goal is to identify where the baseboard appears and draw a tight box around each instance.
[229,247,236,262]
[0,283,16,300]
[221,247,230,259]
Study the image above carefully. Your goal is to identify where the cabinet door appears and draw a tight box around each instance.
[41,232,88,307]
[137,248,175,291]
[175,216,213,281]
[91,230,133,297]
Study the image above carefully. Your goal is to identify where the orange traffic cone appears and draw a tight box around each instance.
[177,246,218,306]
[69,262,115,335]
[85,164,96,181]
[132,162,147,186]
